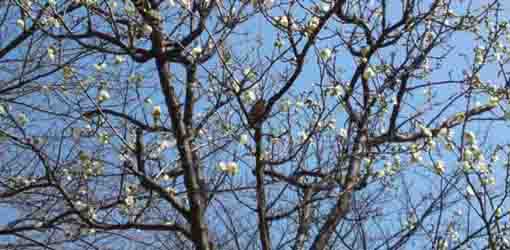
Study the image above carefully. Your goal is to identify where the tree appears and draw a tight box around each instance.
[1,0,510,249]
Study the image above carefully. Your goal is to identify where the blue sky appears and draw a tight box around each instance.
[2,0,510,249]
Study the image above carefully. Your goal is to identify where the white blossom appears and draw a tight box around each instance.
[295,101,304,109]
[75,200,87,210]
[320,48,333,61]
[481,176,496,186]
[488,96,500,106]
[17,113,29,126]
[437,238,448,250]
[242,90,257,103]
[191,47,202,58]
[448,224,460,241]
[460,161,472,172]
[376,169,385,178]
[318,1,331,12]
[426,139,436,150]
[159,139,175,151]
[434,160,445,175]
[338,128,347,139]
[48,47,56,61]
[307,16,320,33]
[466,186,476,197]
[16,19,25,30]
[326,85,343,97]
[144,97,153,108]
[165,187,177,196]
[419,124,433,137]
[239,134,249,145]
[363,66,376,80]
[217,161,240,175]
[262,0,273,8]
[114,55,125,64]
[243,68,257,81]
[464,131,476,145]
[439,127,448,137]
[276,16,288,27]
[97,132,110,144]
[142,24,153,35]
[94,63,107,71]
[495,207,502,217]
[97,89,110,102]
[124,195,135,207]
[152,106,162,120]
[411,151,422,163]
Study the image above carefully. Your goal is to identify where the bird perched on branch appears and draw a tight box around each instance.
[248,99,266,129]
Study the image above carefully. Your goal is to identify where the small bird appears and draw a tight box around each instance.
[248,99,266,129]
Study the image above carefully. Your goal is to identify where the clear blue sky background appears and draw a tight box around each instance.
[2,0,510,248]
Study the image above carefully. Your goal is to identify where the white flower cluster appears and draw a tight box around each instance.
[16,19,25,30]
[17,113,29,126]
[243,68,257,82]
[217,161,239,175]
[434,160,446,175]
[94,62,107,72]
[448,224,460,242]
[409,143,423,163]
[437,238,448,250]
[474,46,485,65]
[274,16,300,31]
[165,187,177,196]
[378,156,402,178]
[403,213,417,230]
[97,131,110,144]
[120,184,137,215]
[239,134,249,145]
[0,104,6,115]
[79,151,103,178]
[325,85,343,97]
[74,0,97,6]
[320,48,333,61]
[128,73,144,85]
[304,16,320,36]
[9,176,37,187]
[315,119,337,131]
[242,90,257,103]
[97,89,110,102]
[74,200,88,211]
[150,138,175,158]
[362,65,376,80]
[152,105,161,123]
